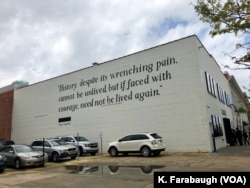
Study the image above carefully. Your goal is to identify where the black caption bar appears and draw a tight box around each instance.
[154,172,250,188]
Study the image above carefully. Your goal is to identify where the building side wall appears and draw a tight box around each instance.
[195,39,233,150]
[0,90,14,139]
[11,36,225,152]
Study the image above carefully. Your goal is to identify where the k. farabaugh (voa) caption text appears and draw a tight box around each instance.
[154,172,250,187]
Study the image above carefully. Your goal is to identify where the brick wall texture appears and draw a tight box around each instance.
[0,90,14,140]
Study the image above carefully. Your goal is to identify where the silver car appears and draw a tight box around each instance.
[31,139,77,162]
[57,136,99,156]
[0,144,48,169]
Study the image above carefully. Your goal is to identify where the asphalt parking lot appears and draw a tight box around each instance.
[0,145,250,188]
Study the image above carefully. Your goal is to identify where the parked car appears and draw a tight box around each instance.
[56,136,99,156]
[0,144,48,169]
[52,138,80,156]
[31,138,78,162]
[0,154,7,172]
[0,139,15,149]
[108,133,166,157]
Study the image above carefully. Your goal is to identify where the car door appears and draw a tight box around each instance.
[43,141,53,156]
[32,141,51,156]
[1,146,16,166]
[32,141,43,151]
[117,135,133,151]
[129,135,149,151]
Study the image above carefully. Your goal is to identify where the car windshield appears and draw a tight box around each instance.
[15,145,34,153]
[54,139,67,145]
[74,136,88,141]
[50,140,60,146]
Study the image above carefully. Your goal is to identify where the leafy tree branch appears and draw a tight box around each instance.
[193,0,250,69]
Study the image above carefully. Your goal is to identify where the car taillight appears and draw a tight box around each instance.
[151,140,157,145]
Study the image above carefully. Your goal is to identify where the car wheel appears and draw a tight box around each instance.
[109,147,118,157]
[141,146,151,157]
[52,152,59,162]
[71,156,77,160]
[14,158,22,169]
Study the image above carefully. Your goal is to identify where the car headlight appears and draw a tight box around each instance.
[151,140,157,145]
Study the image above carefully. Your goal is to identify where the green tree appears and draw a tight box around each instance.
[193,0,250,69]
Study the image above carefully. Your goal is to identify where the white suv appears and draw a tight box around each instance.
[107,133,166,157]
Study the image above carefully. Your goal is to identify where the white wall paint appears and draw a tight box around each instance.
[11,35,232,153]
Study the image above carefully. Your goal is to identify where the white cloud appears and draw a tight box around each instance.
[0,0,249,96]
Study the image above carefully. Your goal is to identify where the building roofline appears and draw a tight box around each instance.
[5,35,201,89]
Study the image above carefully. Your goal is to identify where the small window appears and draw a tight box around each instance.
[150,133,161,139]
[5,146,13,153]
[211,115,223,137]
[32,141,40,146]
[44,141,51,147]
[141,135,149,140]
[132,135,148,140]
[120,135,132,142]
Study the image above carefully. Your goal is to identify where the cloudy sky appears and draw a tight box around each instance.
[0,0,249,95]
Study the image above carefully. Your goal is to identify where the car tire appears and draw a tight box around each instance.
[141,146,151,157]
[14,158,22,169]
[71,156,77,160]
[52,152,59,162]
[109,147,118,157]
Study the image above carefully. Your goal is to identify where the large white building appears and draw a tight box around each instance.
[7,35,247,153]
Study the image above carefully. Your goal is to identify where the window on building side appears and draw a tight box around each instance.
[211,115,223,137]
